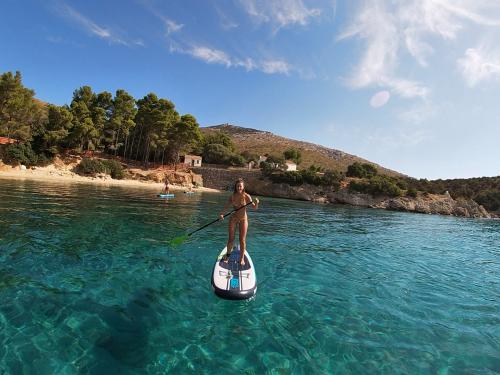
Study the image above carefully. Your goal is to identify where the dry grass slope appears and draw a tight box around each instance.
[202,124,404,177]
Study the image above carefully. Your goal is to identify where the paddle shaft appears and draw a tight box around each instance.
[186,201,254,237]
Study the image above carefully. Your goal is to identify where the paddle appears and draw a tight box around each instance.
[169,201,255,246]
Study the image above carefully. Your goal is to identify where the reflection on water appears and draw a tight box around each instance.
[0,178,499,374]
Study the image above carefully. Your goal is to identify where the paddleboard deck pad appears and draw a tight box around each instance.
[211,245,257,300]
[157,193,175,198]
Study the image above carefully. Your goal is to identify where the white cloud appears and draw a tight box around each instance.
[165,19,184,35]
[370,90,391,108]
[170,43,292,75]
[457,47,500,86]
[338,0,422,97]
[189,46,232,67]
[239,0,322,30]
[235,58,257,71]
[383,77,429,99]
[260,60,291,75]
[339,0,500,98]
[136,2,183,39]
[57,3,133,46]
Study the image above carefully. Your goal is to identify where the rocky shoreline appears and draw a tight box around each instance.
[192,166,493,219]
[0,159,218,193]
[0,159,493,219]
[245,178,493,219]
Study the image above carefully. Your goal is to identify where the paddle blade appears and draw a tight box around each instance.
[169,234,189,247]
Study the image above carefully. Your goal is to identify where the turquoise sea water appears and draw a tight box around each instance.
[0,178,499,374]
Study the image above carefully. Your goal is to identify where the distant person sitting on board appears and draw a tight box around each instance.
[219,178,259,266]
[163,178,170,194]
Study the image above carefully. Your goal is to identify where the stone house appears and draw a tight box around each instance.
[183,154,202,167]
[285,160,297,171]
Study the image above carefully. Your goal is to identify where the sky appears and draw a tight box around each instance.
[1,0,500,180]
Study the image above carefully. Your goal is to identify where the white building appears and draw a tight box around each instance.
[285,160,297,171]
[183,155,202,167]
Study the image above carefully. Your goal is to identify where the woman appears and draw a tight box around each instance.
[219,178,259,266]
[163,178,170,194]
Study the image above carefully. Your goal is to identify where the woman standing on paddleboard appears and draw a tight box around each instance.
[163,177,170,194]
[219,178,259,266]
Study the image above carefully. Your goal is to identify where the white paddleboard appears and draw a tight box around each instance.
[211,244,257,300]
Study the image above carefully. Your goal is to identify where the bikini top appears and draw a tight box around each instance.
[232,194,249,210]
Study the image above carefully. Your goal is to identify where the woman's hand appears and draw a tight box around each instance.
[253,198,260,207]
[219,213,224,220]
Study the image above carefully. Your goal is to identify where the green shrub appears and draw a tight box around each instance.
[322,171,344,189]
[240,151,259,163]
[406,187,418,197]
[474,190,500,212]
[102,159,125,179]
[227,153,246,167]
[346,162,378,178]
[78,158,105,175]
[300,169,322,186]
[77,158,124,179]
[202,132,235,152]
[260,161,273,176]
[269,171,303,185]
[348,180,370,194]
[283,148,302,165]
[260,160,285,175]
[266,169,344,188]
[396,179,408,190]
[202,143,245,166]
[202,143,232,164]
[349,175,403,197]
[266,155,285,166]
[4,143,38,166]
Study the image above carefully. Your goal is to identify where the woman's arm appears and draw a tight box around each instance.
[246,193,259,209]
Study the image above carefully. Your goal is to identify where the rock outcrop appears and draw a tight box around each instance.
[240,175,493,219]
[139,169,202,187]
[370,195,490,218]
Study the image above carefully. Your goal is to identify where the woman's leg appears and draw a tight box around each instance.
[224,218,236,262]
[238,218,248,265]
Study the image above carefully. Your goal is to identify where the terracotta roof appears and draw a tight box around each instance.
[0,137,17,145]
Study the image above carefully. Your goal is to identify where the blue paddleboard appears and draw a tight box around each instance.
[157,193,175,198]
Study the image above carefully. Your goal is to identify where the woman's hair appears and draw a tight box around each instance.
[233,178,245,193]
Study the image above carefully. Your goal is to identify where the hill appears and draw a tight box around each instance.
[201,124,404,177]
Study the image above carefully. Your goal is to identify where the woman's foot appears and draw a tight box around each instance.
[222,252,232,263]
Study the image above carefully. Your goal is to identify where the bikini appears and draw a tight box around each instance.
[230,196,248,224]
